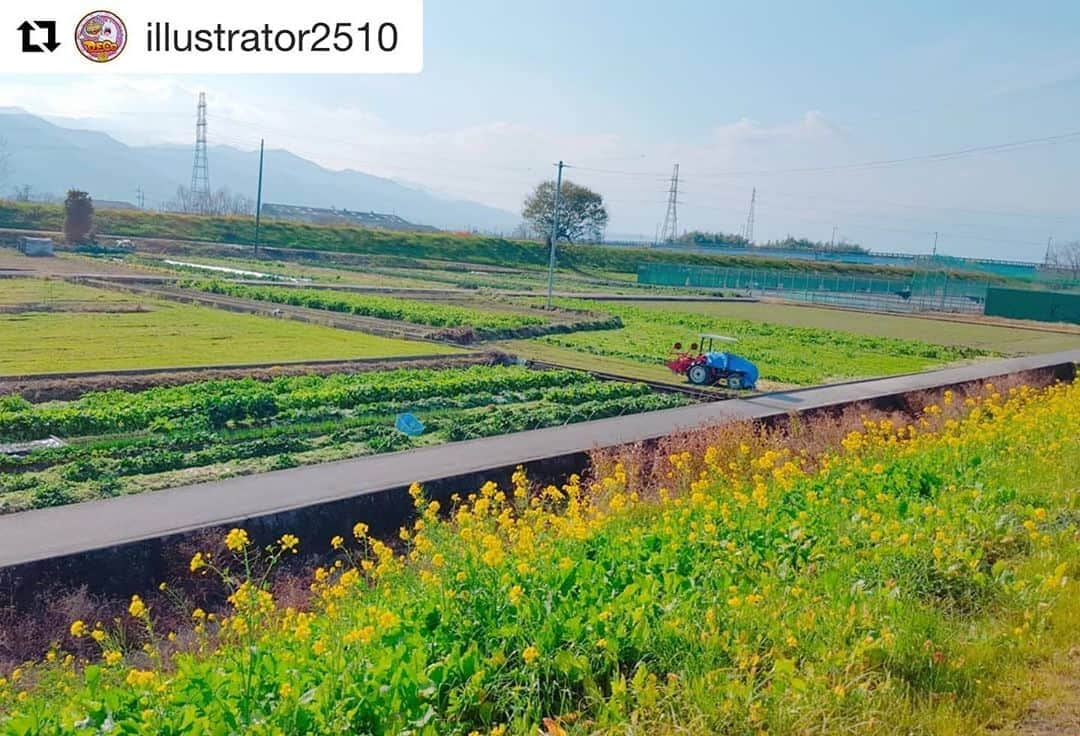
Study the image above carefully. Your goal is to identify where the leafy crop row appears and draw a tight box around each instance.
[446,393,684,440]
[0,367,688,513]
[188,281,546,332]
[0,366,592,442]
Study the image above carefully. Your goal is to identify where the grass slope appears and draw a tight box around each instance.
[0,202,1000,282]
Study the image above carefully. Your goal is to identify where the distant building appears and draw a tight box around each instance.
[261,203,439,233]
[94,199,139,210]
[18,237,55,257]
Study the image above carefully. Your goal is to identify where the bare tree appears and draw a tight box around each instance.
[12,184,33,202]
[1047,241,1080,280]
[210,188,255,216]
[164,185,254,216]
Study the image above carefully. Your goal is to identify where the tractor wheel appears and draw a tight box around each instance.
[726,374,744,390]
[687,364,713,385]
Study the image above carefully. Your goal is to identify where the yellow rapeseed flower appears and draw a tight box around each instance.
[353,522,369,539]
[103,650,122,666]
[125,669,156,688]
[279,534,300,553]
[224,528,250,552]
[69,620,87,638]
[189,552,206,572]
[128,595,147,619]
[522,645,540,665]
[344,625,376,645]
[330,535,344,550]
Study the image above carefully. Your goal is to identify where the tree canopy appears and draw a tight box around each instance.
[522,180,608,243]
[63,190,94,244]
[677,231,750,247]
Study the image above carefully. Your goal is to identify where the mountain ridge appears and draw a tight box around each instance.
[0,110,519,232]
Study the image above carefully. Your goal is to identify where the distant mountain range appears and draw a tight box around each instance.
[0,109,519,232]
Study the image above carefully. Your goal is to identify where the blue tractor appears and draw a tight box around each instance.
[665,334,759,390]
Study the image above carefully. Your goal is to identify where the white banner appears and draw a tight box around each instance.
[1,0,423,74]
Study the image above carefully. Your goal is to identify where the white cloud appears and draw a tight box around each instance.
[709,110,842,146]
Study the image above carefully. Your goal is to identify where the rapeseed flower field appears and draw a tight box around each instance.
[1,380,1078,734]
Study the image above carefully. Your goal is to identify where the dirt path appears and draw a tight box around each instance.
[1014,646,1080,735]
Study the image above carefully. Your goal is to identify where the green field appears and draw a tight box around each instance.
[621,300,1080,356]
[0,280,458,375]
[0,365,685,513]
[0,278,140,305]
[530,300,991,386]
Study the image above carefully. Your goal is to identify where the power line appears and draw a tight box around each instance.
[686,130,1080,179]
[565,128,1080,181]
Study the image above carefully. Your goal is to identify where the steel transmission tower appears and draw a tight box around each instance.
[190,92,211,212]
[742,187,756,242]
[659,164,680,242]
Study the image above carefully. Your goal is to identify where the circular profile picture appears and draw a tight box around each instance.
[74,10,127,63]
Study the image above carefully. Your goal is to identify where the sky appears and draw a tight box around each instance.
[2,0,1080,259]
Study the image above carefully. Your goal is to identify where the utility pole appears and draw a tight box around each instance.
[659,164,680,242]
[546,160,564,310]
[932,231,939,256]
[135,186,145,209]
[254,138,264,254]
[831,225,838,248]
[1044,236,1054,265]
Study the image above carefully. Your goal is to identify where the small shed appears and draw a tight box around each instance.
[18,237,55,257]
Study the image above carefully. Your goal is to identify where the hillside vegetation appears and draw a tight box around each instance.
[0,202,1000,283]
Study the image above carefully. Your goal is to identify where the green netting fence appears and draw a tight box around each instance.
[637,263,989,314]
[984,287,1080,325]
